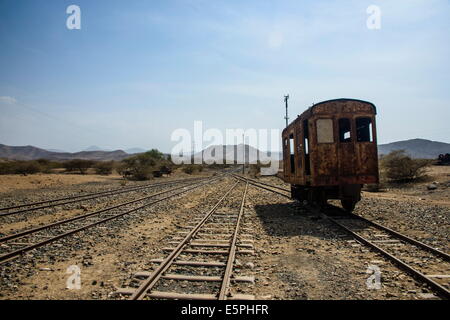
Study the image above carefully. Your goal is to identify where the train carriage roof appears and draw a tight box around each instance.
[283,98,377,135]
[310,98,377,114]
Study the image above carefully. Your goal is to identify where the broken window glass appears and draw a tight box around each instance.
[356,117,373,142]
[296,129,302,168]
[289,134,295,173]
[303,120,311,175]
[339,118,351,142]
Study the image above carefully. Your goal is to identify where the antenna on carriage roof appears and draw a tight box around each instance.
[284,94,289,127]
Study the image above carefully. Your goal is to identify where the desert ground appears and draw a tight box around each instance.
[0,165,448,300]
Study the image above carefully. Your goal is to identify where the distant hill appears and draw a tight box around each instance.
[195,139,449,162]
[378,139,450,159]
[125,147,147,154]
[194,144,280,163]
[0,144,130,161]
[2,138,446,162]
[83,146,146,154]
[84,145,110,152]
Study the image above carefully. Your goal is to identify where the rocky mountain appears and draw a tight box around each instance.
[0,144,130,161]
[378,139,450,159]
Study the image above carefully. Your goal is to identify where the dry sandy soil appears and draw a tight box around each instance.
[363,165,450,206]
[0,173,122,194]
[0,166,448,300]
[0,168,212,194]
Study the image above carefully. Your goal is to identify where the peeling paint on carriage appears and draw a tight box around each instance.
[282,99,379,211]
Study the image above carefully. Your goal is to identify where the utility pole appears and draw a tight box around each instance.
[242,134,245,174]
[284,94,289,127]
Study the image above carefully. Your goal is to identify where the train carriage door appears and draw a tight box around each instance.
[315,118,337,183]
[303,120,311,176]
[295,125,303,180]
[355,116,378,177]
[283,135,290,180]
[338,118,356,178]
[289,133,295,174]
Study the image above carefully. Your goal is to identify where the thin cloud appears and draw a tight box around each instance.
[0,96,17,105]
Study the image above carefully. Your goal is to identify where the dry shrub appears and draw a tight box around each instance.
[380,150,430,182]
[15,161,41,175]
[0,160,41,175]
[120,149,165,180]
[94,161,114,175]
[182,165,195,174]
[248,164,260,178]
[63,159,94,174]
[181,164,204,174]
[0,159,65,175]
[0,162,14,174]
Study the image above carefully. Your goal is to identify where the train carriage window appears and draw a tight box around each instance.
[356,117,373,142]
[316,119,334,143]
[296,129,302,168]
[289,134,295,173]
[284,138,289,159]
[339,118,352,142]
[303,120,309,155]
[303,120,311,175]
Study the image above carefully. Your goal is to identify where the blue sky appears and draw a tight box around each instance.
[0,0,449,152]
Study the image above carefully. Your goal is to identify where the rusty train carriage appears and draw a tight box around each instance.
[282,98,379,211]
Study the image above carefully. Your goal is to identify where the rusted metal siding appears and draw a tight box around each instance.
[282,134,290,182]
[314,142,339,185]
[294,125,303,181]
[310,118,338,185]
[282,99,379,187]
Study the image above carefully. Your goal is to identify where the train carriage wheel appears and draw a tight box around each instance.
[308,189,327,208]
[341,199,356,212]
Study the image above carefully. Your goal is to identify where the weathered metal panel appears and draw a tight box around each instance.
[355,142,378,177]
[282,98,379,187]
[294,123,304,182]
[312,132,339,186]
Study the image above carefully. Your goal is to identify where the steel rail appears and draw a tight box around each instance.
[351,214,450,261]
[232,175,450,261]
[232,174,290,192]
[231,174,291,199]
[218,182,248,300]
[130,181,240,300]
[235,173,450,298]
[0,179,209,244]
[0,177,221,264]
[0,176,204,211]
[0,177,207,217]
[326,215,450,299]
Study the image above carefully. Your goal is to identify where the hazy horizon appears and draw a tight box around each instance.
[1,137,449,156]
[1,0,449,153]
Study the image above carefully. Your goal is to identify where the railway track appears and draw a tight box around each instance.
[118,180,255,300]
[0,176,221,265]
[0,176,207,217]
[325,212,450,299]
[230,174,290,199]
[235,175,450,299]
